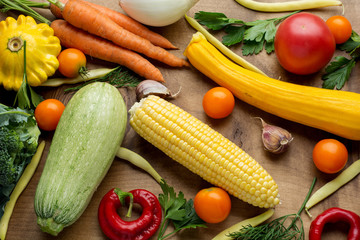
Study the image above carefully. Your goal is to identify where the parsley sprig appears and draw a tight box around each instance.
[157,180,206,240]
[322,31,360,89]
[194,11,299,55]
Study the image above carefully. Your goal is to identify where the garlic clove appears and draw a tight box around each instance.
[136,80,181,100]
[257,118,293,154]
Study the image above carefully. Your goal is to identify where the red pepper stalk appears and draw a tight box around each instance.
[309,207,360,240]
[98,188,162,240]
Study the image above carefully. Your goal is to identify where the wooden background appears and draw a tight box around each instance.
[1,0,360,239]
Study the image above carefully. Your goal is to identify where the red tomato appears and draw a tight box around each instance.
[326,15,352,44]
[194,187,231,223]
[312,139,348,174]
[57,48,87,78]
[35,99,65,131]
[274,12,336,75]
[202,87,235,119]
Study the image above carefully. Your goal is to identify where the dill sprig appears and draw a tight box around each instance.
[227,177,317,240]
[65,66,143,92]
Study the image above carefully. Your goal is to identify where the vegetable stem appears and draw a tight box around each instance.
[0,0,51,24]
[13,41,43,109]
[0,141,45,240]
[15,0,50,8]
[46,0,64,10]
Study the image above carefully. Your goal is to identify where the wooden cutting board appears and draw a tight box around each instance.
[1,0,359,239]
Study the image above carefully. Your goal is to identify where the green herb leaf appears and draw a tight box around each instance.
[222,25,245,46]
[165,191,186,221]
[244,20,276,43]
[321,31,360,89]
[194,10,299,55]
[338,32,360,56]
[265,40,275,54]
[322,57,356,90]
[158,180,177,213]
[172,199,207,230]
[194,11,244,30]
[157,180,206,240]
[242,38,264,55]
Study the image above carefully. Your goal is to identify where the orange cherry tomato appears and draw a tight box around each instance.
[312,139,348,174]
[202,87,235,119]
[35,99,65,131]
[194,187,231,223]
[57,48,87,78]
[326,16,352,44]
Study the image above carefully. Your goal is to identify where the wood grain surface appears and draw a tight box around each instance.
[1,0,360,239]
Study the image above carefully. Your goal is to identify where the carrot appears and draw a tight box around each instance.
[49,0,188,67]
[50,19,165,82]
[49,0,177,49]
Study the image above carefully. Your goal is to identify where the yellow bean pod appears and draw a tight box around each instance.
[305,160,360,216]
[234,0,342,12]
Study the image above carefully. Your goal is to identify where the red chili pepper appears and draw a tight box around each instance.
[309,207,360,240]
[98,188,162,240]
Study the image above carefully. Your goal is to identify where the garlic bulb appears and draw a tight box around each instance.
[136,80,181,100]
[119,0,200,27]
[257,118,293,154]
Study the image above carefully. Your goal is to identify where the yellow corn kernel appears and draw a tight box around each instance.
[129,95,280,208]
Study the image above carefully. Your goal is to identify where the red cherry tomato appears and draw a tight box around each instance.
[326,15,352,44]
[35,99,65,131]
[57,48,87,78]
[202,87,235,119]
[274,12,336,75]
[312,139,348,174]
[194,187,231,223]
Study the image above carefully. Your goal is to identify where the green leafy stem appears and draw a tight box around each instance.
[322,31,360,90]
[157,180,206,240]
[194,10,300,55]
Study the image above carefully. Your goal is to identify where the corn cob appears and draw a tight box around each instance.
[129,95,280,208]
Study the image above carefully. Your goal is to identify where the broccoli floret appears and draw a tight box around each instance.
[0,104,41,219]
[0,104,40,187]
[0,127,26,186]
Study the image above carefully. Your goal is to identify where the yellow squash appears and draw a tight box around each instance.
[0,15,61,91]
[184,32,360,140]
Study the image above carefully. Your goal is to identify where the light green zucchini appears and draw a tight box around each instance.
[34,82,127,236]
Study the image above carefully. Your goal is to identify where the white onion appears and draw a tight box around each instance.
[119,0,200,27]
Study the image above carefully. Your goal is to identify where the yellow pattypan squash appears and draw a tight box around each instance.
[0,15,61,91]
